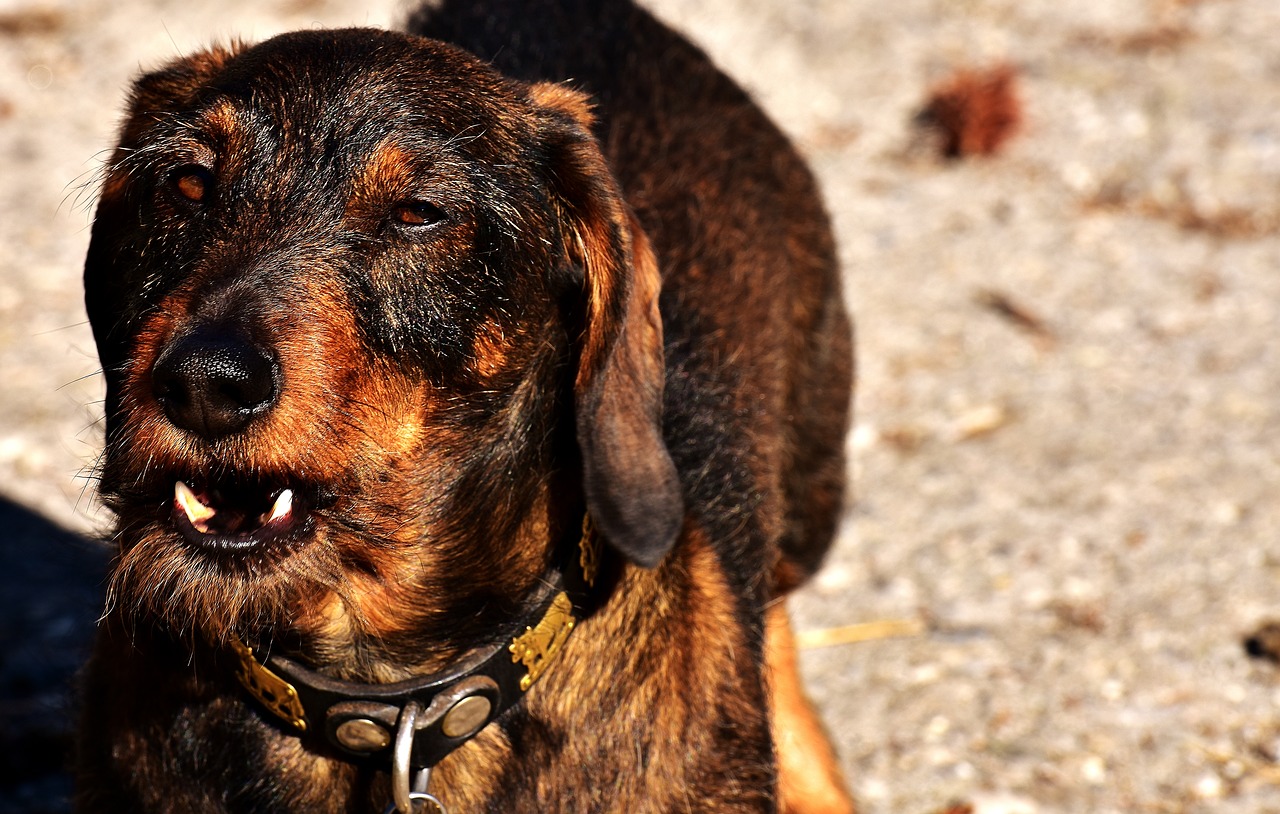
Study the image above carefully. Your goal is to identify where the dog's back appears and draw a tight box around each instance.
[415,0,853,591]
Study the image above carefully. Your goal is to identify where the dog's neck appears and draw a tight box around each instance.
[226,512,604,773]
[84,526,771,812]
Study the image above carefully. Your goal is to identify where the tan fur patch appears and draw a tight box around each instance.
[766,603,857,814]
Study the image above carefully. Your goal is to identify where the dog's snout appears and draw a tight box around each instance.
[152,328,280,439]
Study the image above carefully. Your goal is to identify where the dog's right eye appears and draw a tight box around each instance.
[391,201,448,229]
[168,166,214,205]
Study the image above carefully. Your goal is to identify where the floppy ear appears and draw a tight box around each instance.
[530,83,684,568]
[117,44,243,146]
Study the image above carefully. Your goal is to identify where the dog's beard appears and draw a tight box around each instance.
[104,519,347,645]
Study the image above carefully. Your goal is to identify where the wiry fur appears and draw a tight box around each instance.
[77,1,855,811]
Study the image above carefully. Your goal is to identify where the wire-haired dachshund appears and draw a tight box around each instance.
[77,0,855,811]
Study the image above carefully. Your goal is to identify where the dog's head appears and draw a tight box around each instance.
[85,28,681,656]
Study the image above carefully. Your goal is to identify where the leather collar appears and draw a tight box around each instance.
[231,514,601,769]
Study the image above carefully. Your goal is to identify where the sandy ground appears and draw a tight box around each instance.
[3,0,1280,811]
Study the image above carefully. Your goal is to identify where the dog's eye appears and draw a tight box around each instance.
[392,201,448,228]
[169,166,214,205]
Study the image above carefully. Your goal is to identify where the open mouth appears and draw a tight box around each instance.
[172,479,310,552]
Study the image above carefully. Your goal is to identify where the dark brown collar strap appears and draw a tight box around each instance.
[231,515,601,769]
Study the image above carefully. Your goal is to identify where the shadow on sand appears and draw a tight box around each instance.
[0,496,107,814]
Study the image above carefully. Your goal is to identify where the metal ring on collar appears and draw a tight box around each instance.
[391,701,423,814]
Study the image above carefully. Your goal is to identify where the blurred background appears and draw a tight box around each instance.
[2,0,1280,811]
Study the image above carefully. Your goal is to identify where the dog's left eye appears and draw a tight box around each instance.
[168,166,214,205]
[391,201,448,228]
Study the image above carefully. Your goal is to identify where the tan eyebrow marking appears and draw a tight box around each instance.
[346,140,418,219]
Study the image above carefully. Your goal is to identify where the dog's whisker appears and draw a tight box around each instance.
[60,368,106,391]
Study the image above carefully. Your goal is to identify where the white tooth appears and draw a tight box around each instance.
[175,481,217,527]
[267,489,294,523]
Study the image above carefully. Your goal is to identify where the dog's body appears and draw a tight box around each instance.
[77,1,853,811]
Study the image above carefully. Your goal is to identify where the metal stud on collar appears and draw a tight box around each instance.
[385,701,447,814]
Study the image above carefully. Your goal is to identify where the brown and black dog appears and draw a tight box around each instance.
[77,0,854,811]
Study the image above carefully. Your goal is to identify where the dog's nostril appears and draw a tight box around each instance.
[152,329,280,439]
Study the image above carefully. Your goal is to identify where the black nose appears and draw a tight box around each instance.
[152,328,280,439]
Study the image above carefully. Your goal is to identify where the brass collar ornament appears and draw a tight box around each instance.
[230,516,601,810]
